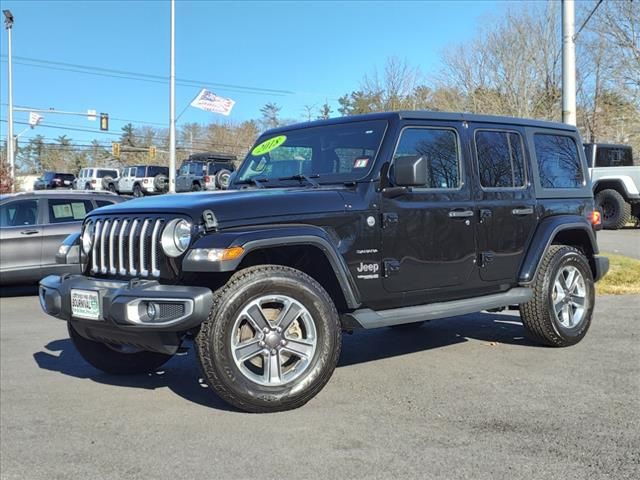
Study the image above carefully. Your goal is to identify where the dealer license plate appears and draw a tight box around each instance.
[70,289,100,320]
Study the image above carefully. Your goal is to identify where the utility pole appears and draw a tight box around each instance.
[562,0,576,126]
[3,10,15,191]
[168,0,177,193]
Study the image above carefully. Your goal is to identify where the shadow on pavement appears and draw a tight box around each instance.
[0,285,39,297]
[33,311,536,411]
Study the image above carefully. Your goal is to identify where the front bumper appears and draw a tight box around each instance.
[39,275,214,354]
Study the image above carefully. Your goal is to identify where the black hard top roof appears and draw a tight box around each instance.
[186,152,236,162]
[263,111,578,135]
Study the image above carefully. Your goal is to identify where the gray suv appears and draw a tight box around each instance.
[0,191,125,285]
[118,165,169,197]
[175,153,236,192]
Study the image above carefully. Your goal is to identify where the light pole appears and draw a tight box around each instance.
[561,0,576,126]
[3,9,14,191]
[168,0,176,193]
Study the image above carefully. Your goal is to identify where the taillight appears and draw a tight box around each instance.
[204,176,211,183]
[588,209,602,230]
[143,178,149,184]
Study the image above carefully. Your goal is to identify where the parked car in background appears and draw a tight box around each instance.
[585,143,640,229]
[33,172,75,190]
[175,152,236,192]
[0,191,126,285]
[75,168,120,192]
[118,165,169,197]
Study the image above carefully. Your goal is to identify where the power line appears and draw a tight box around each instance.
[0,55,294,96]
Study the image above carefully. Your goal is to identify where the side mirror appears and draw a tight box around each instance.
[227,171,237,188]
[394,155,427,187]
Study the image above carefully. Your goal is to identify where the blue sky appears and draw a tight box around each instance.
[0,0,515,146]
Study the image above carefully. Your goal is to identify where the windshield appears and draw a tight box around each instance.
[235,119,387,185]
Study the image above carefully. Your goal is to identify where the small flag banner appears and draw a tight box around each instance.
[190,89,235,116]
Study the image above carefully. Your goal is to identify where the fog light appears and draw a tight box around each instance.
[146,302,158,320]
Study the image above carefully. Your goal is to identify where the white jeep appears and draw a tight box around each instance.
[586,143,640,229]
[118,165,169,197]
[74,168,120,193]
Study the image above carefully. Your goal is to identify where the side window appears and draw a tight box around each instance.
[48,199,94,224]
[0,200,39,227]
[135,166,146,177]
[595,147,633,167]
[95,200,115,208]
[393,128,460,189]
[534,134,584,188]
[475,130,526,189]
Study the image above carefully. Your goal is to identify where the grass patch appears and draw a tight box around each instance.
[596,253,640,295]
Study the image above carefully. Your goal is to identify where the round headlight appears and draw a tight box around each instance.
[161,219,192,257]
[81,222,94,254]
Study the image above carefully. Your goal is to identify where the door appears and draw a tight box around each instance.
[120,167,133,192]
[40,197,95,272]
[471,126,537,283]
[381,124,477,295]
[0,198,43,282]
[176,163,191,192]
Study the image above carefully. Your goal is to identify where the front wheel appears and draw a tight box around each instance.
[132,184,143,198]
[195,265,342,413]
[520,245,595,347]
[68,323,173,374]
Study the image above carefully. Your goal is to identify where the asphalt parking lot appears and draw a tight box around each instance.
[1,293,638,480]
[598,228,640,259]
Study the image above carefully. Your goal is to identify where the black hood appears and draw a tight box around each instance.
[92,188,348,224]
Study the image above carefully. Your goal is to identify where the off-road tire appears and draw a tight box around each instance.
[153,174,168,192]
[520,245,594,347]
[195,265,342,413]
[133,184,143,198]
[596,189,631,230]
[215,169,232,190]
[101,176,115,191]
[68,323,173,374]
[107,183,117,193]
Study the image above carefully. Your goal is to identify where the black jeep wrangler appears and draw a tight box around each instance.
[40,112,609,413]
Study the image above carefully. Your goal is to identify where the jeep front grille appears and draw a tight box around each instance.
[85,216,167,278]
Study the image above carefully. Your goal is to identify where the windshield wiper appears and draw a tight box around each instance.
[233,177,269,188]
[277,174,320,187]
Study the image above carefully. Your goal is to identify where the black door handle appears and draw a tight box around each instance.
[20,229,39,235]
[479,209,492,223]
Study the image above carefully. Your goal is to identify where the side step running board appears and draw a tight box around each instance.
[342,288,533,329]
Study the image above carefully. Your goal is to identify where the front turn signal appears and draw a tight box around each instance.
[588,209,602,230]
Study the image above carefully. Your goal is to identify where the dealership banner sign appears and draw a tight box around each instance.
[190,89,235,116]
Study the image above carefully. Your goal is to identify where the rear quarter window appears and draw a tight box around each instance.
[533,134,584,188]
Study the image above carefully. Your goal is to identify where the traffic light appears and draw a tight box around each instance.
[112,142,120,158]
[100,113,109,131]
[149,146,156,160]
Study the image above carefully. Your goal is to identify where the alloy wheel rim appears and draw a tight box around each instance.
[230,295,317,387]
[552,265,587,329]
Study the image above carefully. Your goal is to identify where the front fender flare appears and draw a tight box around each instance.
[183,225,361,309]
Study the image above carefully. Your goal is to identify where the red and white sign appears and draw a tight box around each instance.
[190,89,235,116]
[28,112,43,127]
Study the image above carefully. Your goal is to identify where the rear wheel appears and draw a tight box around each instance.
[191,182,202,192]
[596,189,631,230]
[133,184,143,198]
[68,323,173,374]
[196,265,341,413]
[520,245,594,347]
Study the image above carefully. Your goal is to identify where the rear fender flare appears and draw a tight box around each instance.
[519,215,598,285]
